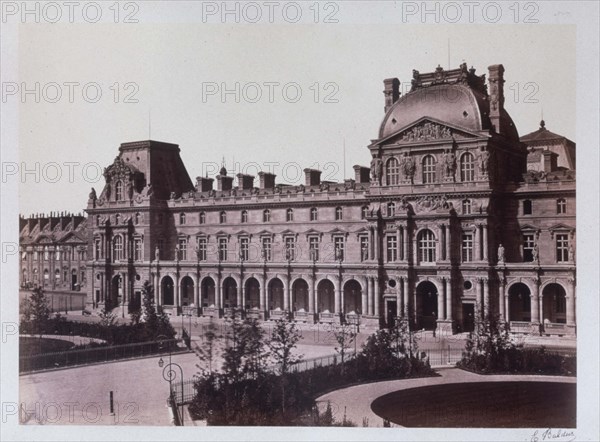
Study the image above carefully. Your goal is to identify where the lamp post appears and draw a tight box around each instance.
[157,335,185,426]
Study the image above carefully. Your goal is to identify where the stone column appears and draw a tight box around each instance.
[216,276,222,310]
[100,273,105,303]
[396,283,402,317]
[368,226,374,261]
[445,278,453,320]
[499,280,506,320]
[476,277,482,317]
[403,277,409,317]
[195,277,200,308]
[566,277,576,325]
[175,274,180,313]
[155,271,161,307]
[236,281,242,308]
[437,283,444,320]
[373,277,379,318]
[474,225,481,261]
[333,278,342,313]
[538,292,544,324]
[445,225,451,261]
[284,280,290,311]
[482,224,488,261]
[531,279,540,325]
[483,278,489,317]
[361,280,368,316]
[373,228,379,261]
[396,225,402,262]
[403,227,409,262]
[308,277,315,313]
[399,277,405,317]
[368,277,374,316]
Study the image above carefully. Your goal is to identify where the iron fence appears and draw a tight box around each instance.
[19,339,180,373]
[170,377,198,405]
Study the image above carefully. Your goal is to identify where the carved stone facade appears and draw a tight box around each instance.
[19,63,576,336]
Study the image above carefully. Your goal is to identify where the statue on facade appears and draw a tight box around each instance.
[370,156,383,184]
[532,243,539,263]
[478,149,490,175]
[154,245,160,261]
[104,182,111,200]
[127,180,134,200]
[145,183,154,197]
[568,244,575,262]
[175,244,180,261]
[442,149,456,178]
[89,187,97,202]
[400,153,416,181]
[497,243,505,264]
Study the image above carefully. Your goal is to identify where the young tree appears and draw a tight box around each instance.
[21,287,51,337]
[390,315,417,358]
[195,317,221,375]
[221,316,247,384]
[333,323,357,376]
[140,280,175,340]
[240,317,267,378]
[268,311,303,413]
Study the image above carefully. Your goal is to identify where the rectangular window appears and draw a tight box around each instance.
[309,236,319,261]
[333,236,345,261]
[285,237,295,261]
[262,237,272,261]
[218,237,228,261]
[134,239,142,261]
[461,233,474,262]
[386,235,397,262]
[178,238,187,261]
[523,234,535,262]
[556,234,569,262]
[197,237,207,261]
[360,236,369,262]
[523,200,532,215]
[240,237,249,261]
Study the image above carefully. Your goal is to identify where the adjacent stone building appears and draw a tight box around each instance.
[19,63,576,335]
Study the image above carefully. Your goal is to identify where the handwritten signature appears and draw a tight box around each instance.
[530,428,576,442]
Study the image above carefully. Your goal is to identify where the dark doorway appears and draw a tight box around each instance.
[71,272,77,291]
[462,304,475,333]
[386,300,397,328]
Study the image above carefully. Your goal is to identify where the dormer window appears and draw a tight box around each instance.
[115,180,123,201]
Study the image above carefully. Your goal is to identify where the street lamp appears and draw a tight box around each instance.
[157,335,185,426]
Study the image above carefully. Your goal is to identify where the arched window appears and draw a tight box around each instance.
[462,199,472,214]
[361,206,368,220]
[115,180,123,201]
[241,210,248,223]
[310,207,318,221]
[286,208,294,222]
[387,202,395,217]
[418,229,436,263]
[386,157,400,185]
[220,211,227,224]
[263,209,271,222]
[556,198,567,214]
[179,213,186,225]
[199,211,206,224]
[135,213,141,225]
[112,235,123,262]
[422,155,436,184]
[460,152,475,182]
[335,207,343,221]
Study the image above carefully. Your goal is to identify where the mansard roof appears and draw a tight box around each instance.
[520,120,574,144]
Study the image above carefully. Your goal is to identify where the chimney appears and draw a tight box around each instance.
[258,172,276,189]
[196,176,214,192]
[216,174,233,191]
[303,168,322,186]
[542,150,558,173]
[237,173,255,190]
[353,165,371,184]
[383,78,400,113]
[488,64,505,133]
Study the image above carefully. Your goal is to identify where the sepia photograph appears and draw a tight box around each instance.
[1,1,598,441]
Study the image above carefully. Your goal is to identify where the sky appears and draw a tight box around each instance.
[12,9,576,216]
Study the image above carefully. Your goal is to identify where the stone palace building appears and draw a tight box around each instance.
[19,63,576,336]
